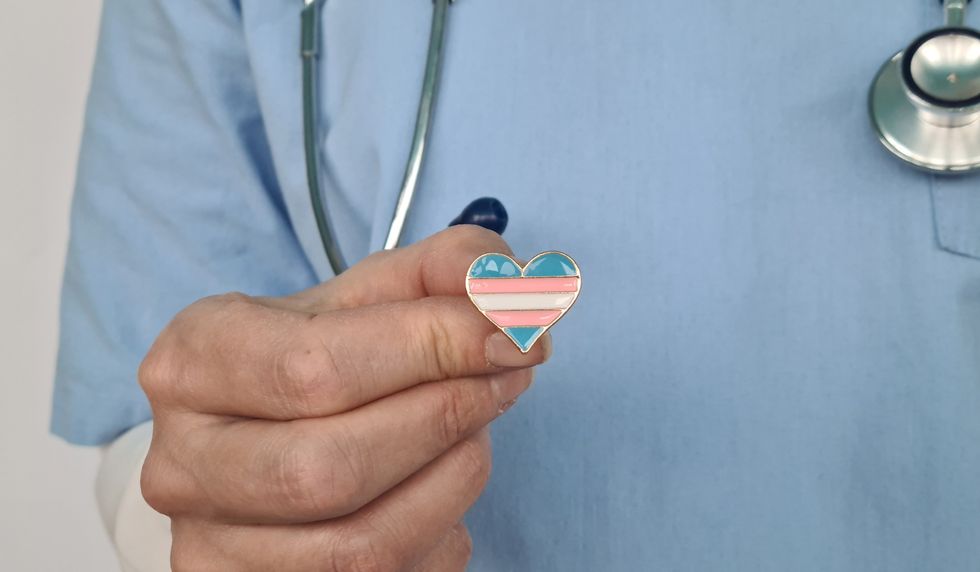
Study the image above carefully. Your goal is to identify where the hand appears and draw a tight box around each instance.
[138,226,551,571]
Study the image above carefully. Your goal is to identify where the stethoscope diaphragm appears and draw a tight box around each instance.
[869,1,980,172]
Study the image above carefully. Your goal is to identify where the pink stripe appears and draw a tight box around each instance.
[468,277,579,294]
[485,310,563,327]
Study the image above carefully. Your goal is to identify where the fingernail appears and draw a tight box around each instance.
[486,332,549,367]
[489,368,533,410]
[540,333,553,361]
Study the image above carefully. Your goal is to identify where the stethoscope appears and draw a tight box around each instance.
[301,0,506,276]
[870,0,980,173]
[302,0,980,276]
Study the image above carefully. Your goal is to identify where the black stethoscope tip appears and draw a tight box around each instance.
[449,197,509,236]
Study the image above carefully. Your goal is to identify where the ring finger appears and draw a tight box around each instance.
[170,431,492,571]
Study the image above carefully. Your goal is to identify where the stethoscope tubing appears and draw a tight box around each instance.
[301,0,452,276]
[305,0,980,277]
[301,0,346,274]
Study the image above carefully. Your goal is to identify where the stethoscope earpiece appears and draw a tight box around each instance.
[870,0,980,172]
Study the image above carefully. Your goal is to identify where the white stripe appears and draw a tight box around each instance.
[469,292,577,311]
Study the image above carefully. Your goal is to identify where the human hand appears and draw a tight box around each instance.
[138,226,550,571]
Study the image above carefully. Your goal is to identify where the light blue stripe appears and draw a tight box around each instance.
[468,254,521,278]
[503,326,546,352]
[524,253,578,277]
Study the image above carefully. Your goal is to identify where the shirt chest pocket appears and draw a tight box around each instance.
[932,178,980,259]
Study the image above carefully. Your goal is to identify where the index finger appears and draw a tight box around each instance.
[143,293,549,420]
[289,224,515,311]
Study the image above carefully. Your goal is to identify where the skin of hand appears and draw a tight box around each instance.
[137,225,551,571]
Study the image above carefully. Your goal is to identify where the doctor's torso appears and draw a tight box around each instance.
[243,1,980,569]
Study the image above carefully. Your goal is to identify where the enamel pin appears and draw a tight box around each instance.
[465,252,581,353]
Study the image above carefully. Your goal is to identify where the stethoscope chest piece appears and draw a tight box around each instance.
[870,1,980,173]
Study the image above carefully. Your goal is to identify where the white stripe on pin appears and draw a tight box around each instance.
[468,292,578,311]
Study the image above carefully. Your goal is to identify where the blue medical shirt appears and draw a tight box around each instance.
[54,0,980,569]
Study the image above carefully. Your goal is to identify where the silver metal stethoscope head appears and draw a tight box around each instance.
[870,0,980,172]
[909,30,980,101]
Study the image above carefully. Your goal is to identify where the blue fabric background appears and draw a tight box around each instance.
[55,1,980,569]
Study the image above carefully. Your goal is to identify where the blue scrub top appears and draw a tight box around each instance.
[54,1,980,569]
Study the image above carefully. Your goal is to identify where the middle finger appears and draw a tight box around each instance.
[164,370,530,523]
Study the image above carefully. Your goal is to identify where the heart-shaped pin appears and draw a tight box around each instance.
[465,251,581,353]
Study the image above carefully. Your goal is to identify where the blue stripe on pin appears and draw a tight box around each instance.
[523,253,578,277]
[503,326,546,353]
[468,254,521,278]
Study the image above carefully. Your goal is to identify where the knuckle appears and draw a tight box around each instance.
[453,525,474,566]
[177,292,252,334]
[433,383,483,445]
[208,291,256,315]
[139,448,177,516]
[329,525,401,572]
[451,437,492,491]
[137,341,173,400]
[417,303,464,379]
[171,520,250,572]
[138,292,253,402]
[275,318,350,416]
[137,326,189,403]
[272,441,323,516]
[275,347,331,415]
[273,429,366,518]
[169,530,200,572]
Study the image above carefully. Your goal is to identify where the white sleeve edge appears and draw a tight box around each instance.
[96,420,172,572]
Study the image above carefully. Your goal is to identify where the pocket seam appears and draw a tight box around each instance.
[931,179,980,261]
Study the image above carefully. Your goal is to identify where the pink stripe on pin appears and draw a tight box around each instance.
[485,309,564,327]
[467,277,580,294]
